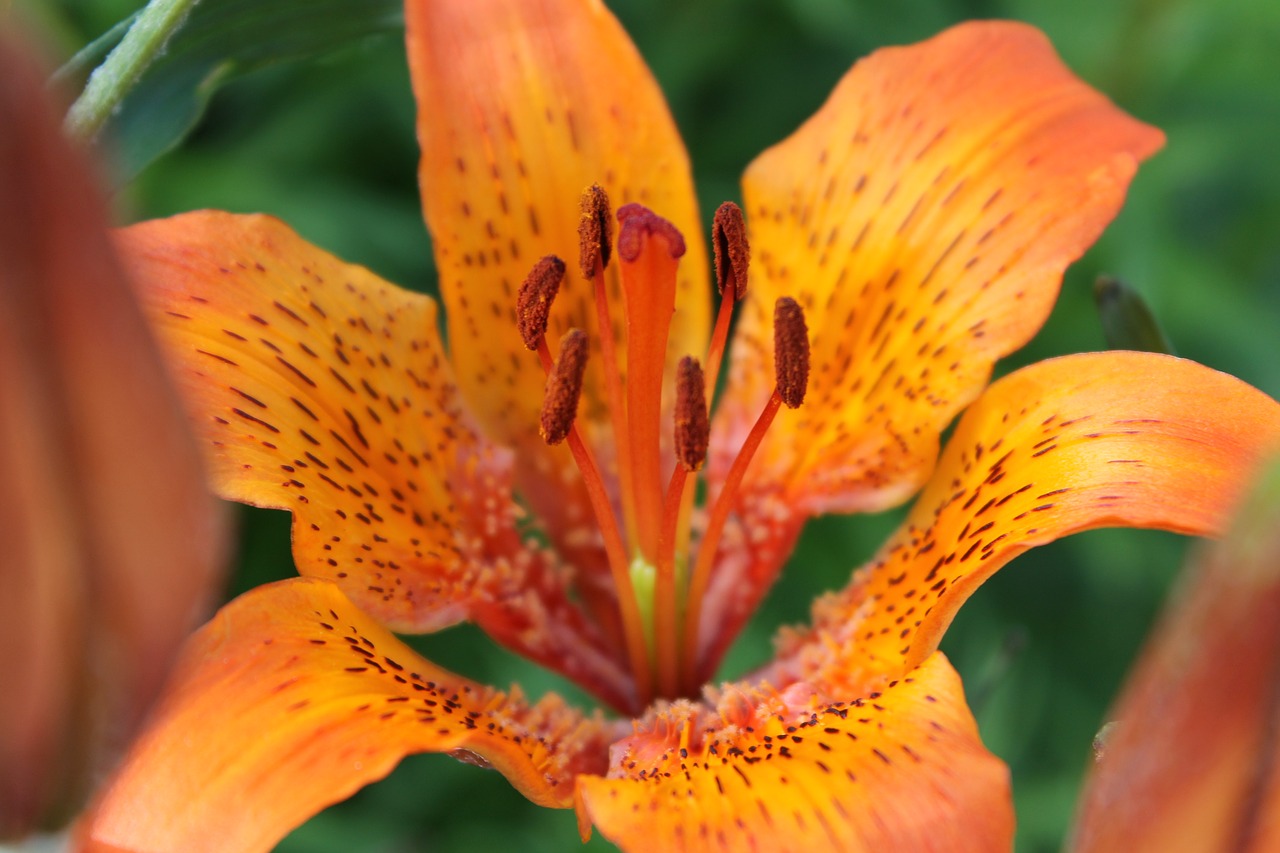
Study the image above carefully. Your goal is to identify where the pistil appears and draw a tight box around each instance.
[617,204,685,564]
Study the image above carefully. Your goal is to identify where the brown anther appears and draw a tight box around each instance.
[773,297,810,408]
[516,255,566,350]
[540,329,589,445]
[578,184,613,279]
[712,201,749,300]
[674,356,710,472]
[616,203,687,262]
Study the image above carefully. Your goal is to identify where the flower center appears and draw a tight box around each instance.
[516,186,809,707]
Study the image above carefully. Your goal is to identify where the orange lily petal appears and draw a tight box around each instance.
[0,36,225,835]
[576,653,1011,852]
[82,578,610,853]
[766,352,1280,690]
[406,0,709,568]
[715,21,1163,520]
[1071,459,1280,853]
[119,212,631,707]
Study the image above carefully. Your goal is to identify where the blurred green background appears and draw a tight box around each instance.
[20,0,1280,849]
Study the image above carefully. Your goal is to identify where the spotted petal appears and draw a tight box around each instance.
[765,352,1280,688]
[81,578,610,853]
[119,212,631,708]
[407,0,709,572]
[715,21,1163,520]
[1071,459,1280,853]
[576,653,1011,852]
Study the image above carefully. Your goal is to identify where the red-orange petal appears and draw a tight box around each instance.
[715,21,1163,520]
[1070,459,1280,853]
[118,212,631,707]
[407,0,709,572]
[576,653,1011,852]
[82,578,610,853]
[769,353,1280,690]
[0,35,226,835]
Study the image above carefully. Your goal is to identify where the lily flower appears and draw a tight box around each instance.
[0,32,226,839]
[80,1,1280,850]
[1070,456,1280,853]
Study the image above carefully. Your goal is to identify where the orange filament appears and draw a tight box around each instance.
[681,297,810,690]
[535,333,651,710]
[591,269,631,512]
[564,424,652,710]
[654,465,688,698]
[652,357,710,697]
[681,389,783,694]
[534,337,554,374]
[704,286,736,398]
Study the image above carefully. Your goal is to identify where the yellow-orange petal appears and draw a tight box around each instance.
[119,211,492,633]
[771,352,1280,689]
[1070,459,1280,853]
[715,21,1163,518]
[117,212,632,707]
[576,653,1011,852]
[407,0,709,564]
[0,36,226,836]
[82,578,610,853]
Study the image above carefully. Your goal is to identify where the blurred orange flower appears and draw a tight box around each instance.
[0,32,226,840]
[1072,456,1280,853]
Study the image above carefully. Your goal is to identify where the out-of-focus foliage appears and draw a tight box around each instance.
[55,0,402,179]
[1093,275,1176,354]
[24,0,1280,850]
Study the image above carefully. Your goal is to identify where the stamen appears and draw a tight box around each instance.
[579,185,637,548]
[773,296,810,408]
[539,329,588,445]
[713,201,749,300]
[653,356,709,698]
[674,357,709,472]
[705,202,749,391]
[516,255,565,351]
[680,390,781,693]
[534,326,651,709]
[578,183,613,279]
[681,297,809,692]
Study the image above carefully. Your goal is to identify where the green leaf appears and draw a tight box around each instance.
[50,12,139,90]
[76,0,403,181]
[1093,274,1176,355]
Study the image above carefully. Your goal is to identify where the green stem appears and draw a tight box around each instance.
[64,0,202,142]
